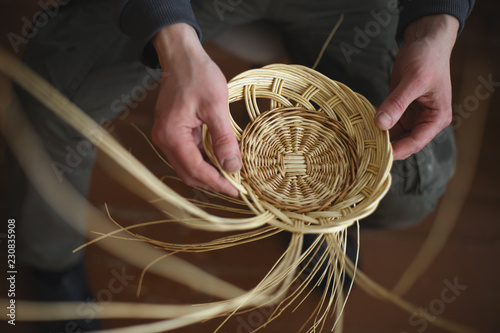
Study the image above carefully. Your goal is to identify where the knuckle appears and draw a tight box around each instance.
[408,138,425,157]
[176,163,201,185]
[413,145,424,156]
[441,111,453,127]
[152,121,182,151]
[151,128,169,147]
[201,104,228,125]
[182,177,198,188]
[385,93,409,116]
[390,96,408,113]
[150,127,165,147]
[183,160,204,180]
[212,131,235,148]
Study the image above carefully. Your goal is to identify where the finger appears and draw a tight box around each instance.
[391,121,441,160]
[375,77,423,131]
[388,122,408,142]
[203,104,241,173]
[163,128,239,197]
[388,105,418,140]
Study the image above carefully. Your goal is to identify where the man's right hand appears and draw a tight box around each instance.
[151,23,241,197]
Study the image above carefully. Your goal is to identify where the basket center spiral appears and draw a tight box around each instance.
[240,107,359,214]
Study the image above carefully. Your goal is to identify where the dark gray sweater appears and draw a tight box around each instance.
[110,0,475,67]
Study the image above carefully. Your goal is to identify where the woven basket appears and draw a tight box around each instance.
[203,64,393,233]
[0,48,474,333]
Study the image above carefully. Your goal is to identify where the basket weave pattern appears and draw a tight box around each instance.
[240,107,358,214]
[204,64,392,233]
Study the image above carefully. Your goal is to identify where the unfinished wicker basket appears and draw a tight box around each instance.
[0,47,478,333]
[204,64,393,233]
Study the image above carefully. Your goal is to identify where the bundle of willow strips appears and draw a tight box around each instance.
[0,47,481,333]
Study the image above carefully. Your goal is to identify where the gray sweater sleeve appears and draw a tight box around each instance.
[110,0,201,67]
[397,0,475,43]
[111,0,475,66]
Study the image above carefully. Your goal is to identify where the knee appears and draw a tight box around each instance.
[9,88,96,193]
[362,127,456,230]
[362,186,444,229]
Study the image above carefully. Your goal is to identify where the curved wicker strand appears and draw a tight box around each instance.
[204,64,393,234]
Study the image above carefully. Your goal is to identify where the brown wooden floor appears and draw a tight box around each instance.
[1,1,499,332]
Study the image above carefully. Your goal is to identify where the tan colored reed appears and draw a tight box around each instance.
[204,64,393,233]
[0,47,482,333]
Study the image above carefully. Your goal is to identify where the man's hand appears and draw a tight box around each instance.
[151,23,241,197]
[375,15,460,160]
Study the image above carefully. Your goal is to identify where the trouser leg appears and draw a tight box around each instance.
[192,0,456,229]
[5,1,160,331]
[272,0,456,228]
[6,0,159,271]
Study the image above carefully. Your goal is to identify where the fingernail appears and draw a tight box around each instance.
[222,155,241,173]
[376,111,392,129]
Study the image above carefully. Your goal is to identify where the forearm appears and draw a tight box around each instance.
[152,23,205,70]
[403,14,459,54]
[149,23,240,196]
[109,0,201,67]
[397,0,475,44]
[376,14,462,159]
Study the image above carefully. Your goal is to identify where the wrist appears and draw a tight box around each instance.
[152,23,204,69]
[404,15,459,53]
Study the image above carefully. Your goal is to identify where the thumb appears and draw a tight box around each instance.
[375,78,420,131]
[205,106,241,173]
